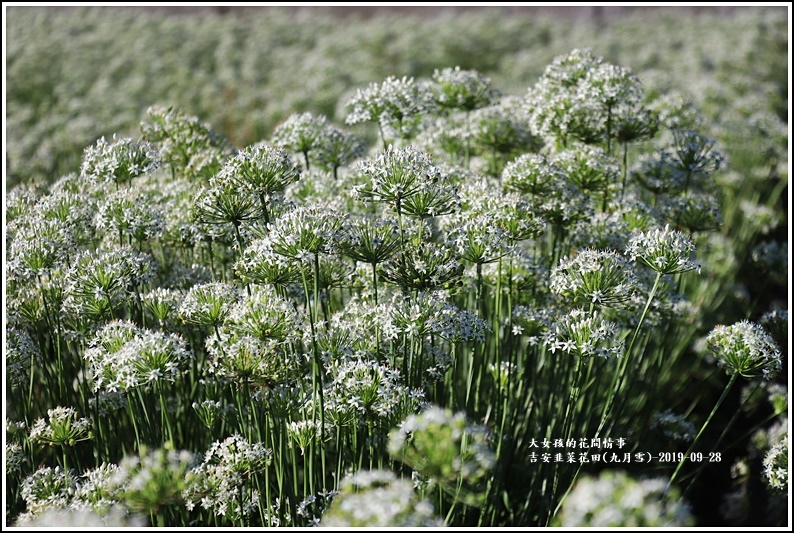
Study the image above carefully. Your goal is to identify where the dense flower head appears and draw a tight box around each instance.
[192,174,259,228]
[625,224,700,274]
[83,320,193,392]
[762,435,788,491]
[235,236,301,288]
[184,435,272,520]
[537,48,603,88]
[140,105,234,180]
[707,320,782,380]
[502,152,565,196]
[387,291,490,344]
[63,246,158,322]
[110,443,196,513]
[381,240,463,292]
[446,212,512,265]
[353,145,458,217]
[320,469,443,527]
[6,183,42,223]
[526,48,653,149]
[224,285,302,342]
[430,66,500,112]
[455,179,546,243]
[388,405,494,505]
[324,358,426,428]
[178,281,240,327]
[8,215,74,279]
[271,112,328,162]
[20,466,74,516]
[205,330,301,385]
[554,470,694,527]
[647,91,703,131]
[541,308,624,359]
[80,135,161,185]
[267,204,346,259]
[551,144,620,195]
[140,287,182,328]
[569,211,631,251]
[531,179,593,228]
[338,215,402,265]
[218,143,301,199]
[71,463,125,512]
[469,97,535,160]
[550,249,638,308]
[94,188,165,242]
[36,185,97,244]
[28,406,93,447]
[345,76,435,141]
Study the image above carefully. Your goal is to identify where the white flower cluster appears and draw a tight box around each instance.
[267,204,346,260]
[345,76,435,142]
[83,320,192,392]
[625,224,700,275]
[320,469,443,527]
[550,249,637,307]
[354,145,459,218]
[526,49,654,148]
[324,358,426,427]
[762,434,788,492]
[140,105,234,181]
[235,236,300,287]
[185,435,272,520]
[217,143,300,199]
[80,135,161,185]
[388,406,495,495]
[387,291,490,343]
[554,470,694,527]
[381,240,463,292]
[94,188,165,242]
[29,406,93,447]
[446,212,512,265]
[707,320,782,380]
[178,281,240,327]
[541,308,624,359]
[430,66,499,111]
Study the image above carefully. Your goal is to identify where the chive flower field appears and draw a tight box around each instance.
[4,6,789,528]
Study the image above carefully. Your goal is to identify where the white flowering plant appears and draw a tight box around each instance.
[5,7,789,529]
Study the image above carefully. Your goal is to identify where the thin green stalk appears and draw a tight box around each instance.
[596,270,662,437]
[666,372,738,494]
[681,377,764,499]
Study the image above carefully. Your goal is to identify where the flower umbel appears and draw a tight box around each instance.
[707,320,782,380]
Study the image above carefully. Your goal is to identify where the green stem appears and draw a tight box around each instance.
[667,372,738,493]
[596,271,662,437]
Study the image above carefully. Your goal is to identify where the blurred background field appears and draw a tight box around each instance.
[5,5,787,189]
